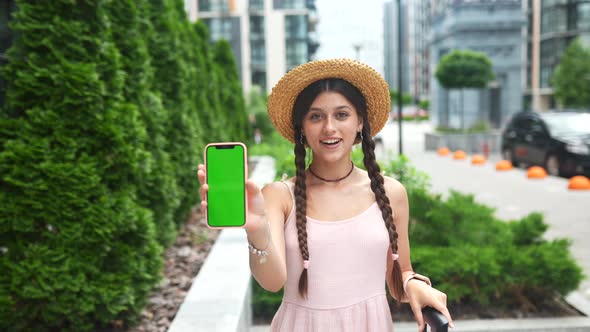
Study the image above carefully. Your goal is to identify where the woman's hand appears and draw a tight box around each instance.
[197,164,267,232]
[406,280,454,332]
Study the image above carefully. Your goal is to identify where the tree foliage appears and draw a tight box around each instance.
[106,0,180,246]
[0,1,162,330]
[435,50,495,89]
[389,89,413,105]
[0,0,248,330]
[551,38,590,109]
[213,39,250,142]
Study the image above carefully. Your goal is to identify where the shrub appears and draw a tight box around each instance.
[249,131,297,180]
[0,2,162,330]
[106,0,180,246]
[147,0,204,226]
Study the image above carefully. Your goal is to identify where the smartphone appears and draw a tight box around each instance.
[204,142,247,228]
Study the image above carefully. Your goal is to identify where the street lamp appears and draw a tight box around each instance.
[352,43,362,61]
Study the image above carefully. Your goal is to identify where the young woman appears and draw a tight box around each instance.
[198,59,453,332]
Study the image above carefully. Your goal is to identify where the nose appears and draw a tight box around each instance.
[322,117,335,134]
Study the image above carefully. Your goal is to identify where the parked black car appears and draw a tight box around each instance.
[501,111,590,177]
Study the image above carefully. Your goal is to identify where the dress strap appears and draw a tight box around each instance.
[280,179,295,207]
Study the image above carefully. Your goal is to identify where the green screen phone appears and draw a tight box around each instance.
[205,142,247,228]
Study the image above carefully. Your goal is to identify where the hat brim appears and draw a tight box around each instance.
[267,58,391,144]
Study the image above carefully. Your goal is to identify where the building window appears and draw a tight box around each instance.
[250,41,265,67]
[203,17,233,42]
[251,70,266,91]
[274,0,306,10]
[576,3,590,30]
[249,0,264,11]
[250,15,264,40]
[286,40,307,70]
[199,0,230,12]
[285,15,307,40]
[1,0,15,108]
[541,5,567,34]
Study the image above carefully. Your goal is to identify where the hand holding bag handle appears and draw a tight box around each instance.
[422,306,449,332]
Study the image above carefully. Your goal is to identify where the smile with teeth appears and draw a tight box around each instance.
[321,139,342,146]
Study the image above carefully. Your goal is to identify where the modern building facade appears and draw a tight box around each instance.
[383,0,431,104]
[524,0,590,112]
[186,0,319,93]
[429,0,524,130]
[383,1,409,96]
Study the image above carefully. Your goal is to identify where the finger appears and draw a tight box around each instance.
[199,200,208,221]
[245,180,261,196]
[409,300,425,332]
[431,302,454,329]
[199,184,209,201]
[197,169,206,185]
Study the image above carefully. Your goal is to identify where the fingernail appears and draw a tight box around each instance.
[450,322,455,328]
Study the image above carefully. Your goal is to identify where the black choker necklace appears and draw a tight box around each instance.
[308,161,355,182]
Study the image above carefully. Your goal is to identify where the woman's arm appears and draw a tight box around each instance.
[246,181,288,292]
[383,177,414,301]
[198,165,288,292]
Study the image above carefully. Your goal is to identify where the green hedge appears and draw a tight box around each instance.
[250,136,584,321]
[0,0,249,330]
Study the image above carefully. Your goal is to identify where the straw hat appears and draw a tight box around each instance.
[267,58,391,144]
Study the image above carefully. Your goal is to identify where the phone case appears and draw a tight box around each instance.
[204,142,248,229]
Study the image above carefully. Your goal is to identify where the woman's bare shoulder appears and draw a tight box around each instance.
[382,175,408,202]
[261,179,294,215]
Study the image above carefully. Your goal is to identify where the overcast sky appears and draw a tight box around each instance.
[314,0,389,75]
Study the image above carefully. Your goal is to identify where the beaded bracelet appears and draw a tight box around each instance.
[247,219,271,264]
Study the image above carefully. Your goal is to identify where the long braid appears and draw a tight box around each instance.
[360,125,405,302]
[294,133,309,298]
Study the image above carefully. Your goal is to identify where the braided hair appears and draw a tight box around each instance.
[291,79,404,301]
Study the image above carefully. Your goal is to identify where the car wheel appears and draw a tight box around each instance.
[545,154,561,176]
[502,147,515,164]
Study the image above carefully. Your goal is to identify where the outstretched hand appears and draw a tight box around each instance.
[406,281,454,332]
[197,164,267,231]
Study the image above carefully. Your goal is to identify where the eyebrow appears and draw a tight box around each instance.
[309,105,352,112]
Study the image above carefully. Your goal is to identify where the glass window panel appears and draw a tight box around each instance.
[250,16,264,40]
[199,0,229,12]
[249,0,264,11]
[286,40,308,69]
[285,15,307,39]
[577,3,590,29]
[280,0,305,10]
[250,41,265,67]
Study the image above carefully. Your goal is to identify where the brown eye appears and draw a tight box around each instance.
[336,112,350,120]
[309,113,322,121]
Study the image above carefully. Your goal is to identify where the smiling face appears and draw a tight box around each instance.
[302,91,363,162]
